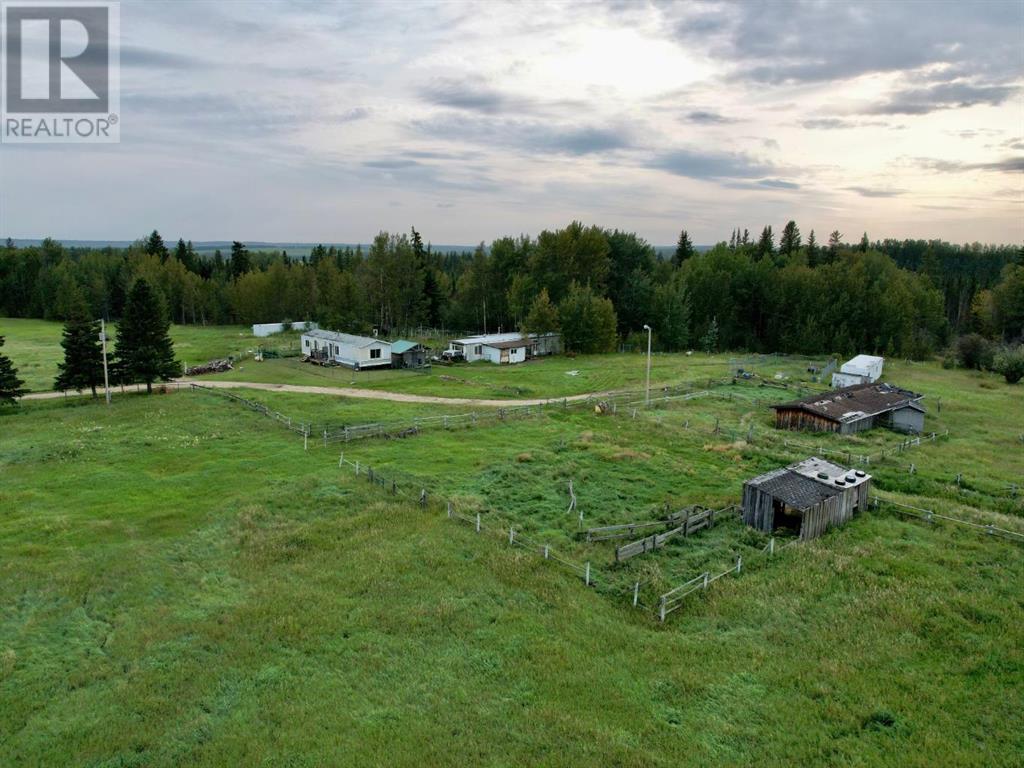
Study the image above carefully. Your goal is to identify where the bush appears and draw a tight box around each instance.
[955,333,994,370]
[993,344,1024,384]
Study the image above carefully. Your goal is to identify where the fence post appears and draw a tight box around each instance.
[391,480,396,495]
[769,537,775,556]
[446,501,452,518]
[736,555,742,574]
[659,596,666,622]
[338,451,343,467]
[355,461,359,476]
[323,428,328,447]
[543,545,549,559]
[703,572,709,590]
[633,581,640,607]
[476,513,481,533]
[420,489,427,507]
[509,527,515,545]
[584,562,591,586]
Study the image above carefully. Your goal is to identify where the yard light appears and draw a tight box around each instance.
[643,324,652,407]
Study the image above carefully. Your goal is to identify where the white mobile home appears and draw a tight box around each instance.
[831,354,884,388]
[301,329,391,370]
[447,332,560,365]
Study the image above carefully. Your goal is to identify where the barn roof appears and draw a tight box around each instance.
[303,329,386,348]
[746,457,871,511]
[772,382,924,423]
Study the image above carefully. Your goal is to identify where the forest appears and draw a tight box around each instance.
[0,224,1021,358]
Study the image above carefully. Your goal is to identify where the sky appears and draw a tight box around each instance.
[1,0,1022,246]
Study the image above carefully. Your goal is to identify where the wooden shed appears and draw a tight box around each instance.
[772,382,925,435]
[742,457,871,540]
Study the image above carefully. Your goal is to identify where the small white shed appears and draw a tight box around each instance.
[832,355,884,388]
[301,330,391,370]
[447,332,561,365]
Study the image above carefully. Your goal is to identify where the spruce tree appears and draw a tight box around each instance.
[779,220,801,257]
[828,230,843,261]
[859,232,870,252]
[54,299,104,397]
[145,229,169,261]
[806,230,819,267]
[755,226,774,261]
[115,279,179,394]
[230,241,251,277]
[523,288,560,335]
[673,229,695,267]
[0,336,27,405]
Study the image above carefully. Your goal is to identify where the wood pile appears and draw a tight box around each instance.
[185,358,233,376]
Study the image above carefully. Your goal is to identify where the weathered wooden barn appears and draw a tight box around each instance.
[772,382,925,435]
[742,457,872,540]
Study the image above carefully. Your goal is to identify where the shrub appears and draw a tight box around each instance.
[955,333,994,371]
[993,344,1024,384]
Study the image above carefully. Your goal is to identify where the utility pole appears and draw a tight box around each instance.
[643,324,652,407]
[100,318,111,406]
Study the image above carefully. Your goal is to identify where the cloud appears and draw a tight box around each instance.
[648,148,772,180]
[866,81,1018,115]
[120,45,205,70]
[801,118,896,130]
[844,186,906,198]
[914,156,1024,173]
[422,77,512,114]
[758,178,799,189]
[685,110,738,125]
[411,115,632,156]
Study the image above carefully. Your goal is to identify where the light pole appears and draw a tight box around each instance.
[100,318,111,406]
[643,324,652,407]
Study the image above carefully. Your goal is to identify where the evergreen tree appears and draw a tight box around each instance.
[523,288,560,335]
[115,279,179,394]
[859,232,870,252]
[174,238,188,264]
[741,228,750,246]
[673,229,695,267]
[54,299,104,396]
[806,230,819,267]
[755,226,774,261]
[230,241,251,278]
[145,230,169,262]
[0,336,27,405]
[828,230,843,261]
[779,220,801,257]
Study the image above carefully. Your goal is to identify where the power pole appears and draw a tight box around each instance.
[100,318,111,406]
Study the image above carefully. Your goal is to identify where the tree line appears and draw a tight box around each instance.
[1,223,1021,359]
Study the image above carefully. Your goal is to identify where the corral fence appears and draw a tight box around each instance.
[613,505,728,562]
[189,383,311,436]
[657,534,799,621]
[873,497,1024,544]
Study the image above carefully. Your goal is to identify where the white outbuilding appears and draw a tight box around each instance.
[301,329,391,370]
[446,332,561,365]
[831,354,884,388]
[252,321,318,337]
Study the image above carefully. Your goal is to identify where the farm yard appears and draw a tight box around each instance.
[1,321,1023,766]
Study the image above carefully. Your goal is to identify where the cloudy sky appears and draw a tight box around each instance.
[2,0,1022,245]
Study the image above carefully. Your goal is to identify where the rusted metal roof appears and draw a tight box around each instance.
[771,382,924,423]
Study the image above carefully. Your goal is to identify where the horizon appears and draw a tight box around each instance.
[1,1,1022,245]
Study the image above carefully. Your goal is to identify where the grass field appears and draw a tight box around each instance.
[1,317,819,397]
[2,320,1023,765]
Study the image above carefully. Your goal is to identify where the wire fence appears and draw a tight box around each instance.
[873,497,1024,544]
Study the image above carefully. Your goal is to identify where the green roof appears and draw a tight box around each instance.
[390,340,420,354]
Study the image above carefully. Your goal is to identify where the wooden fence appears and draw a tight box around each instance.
[614,505,728,562]
[873,497,1024,544]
